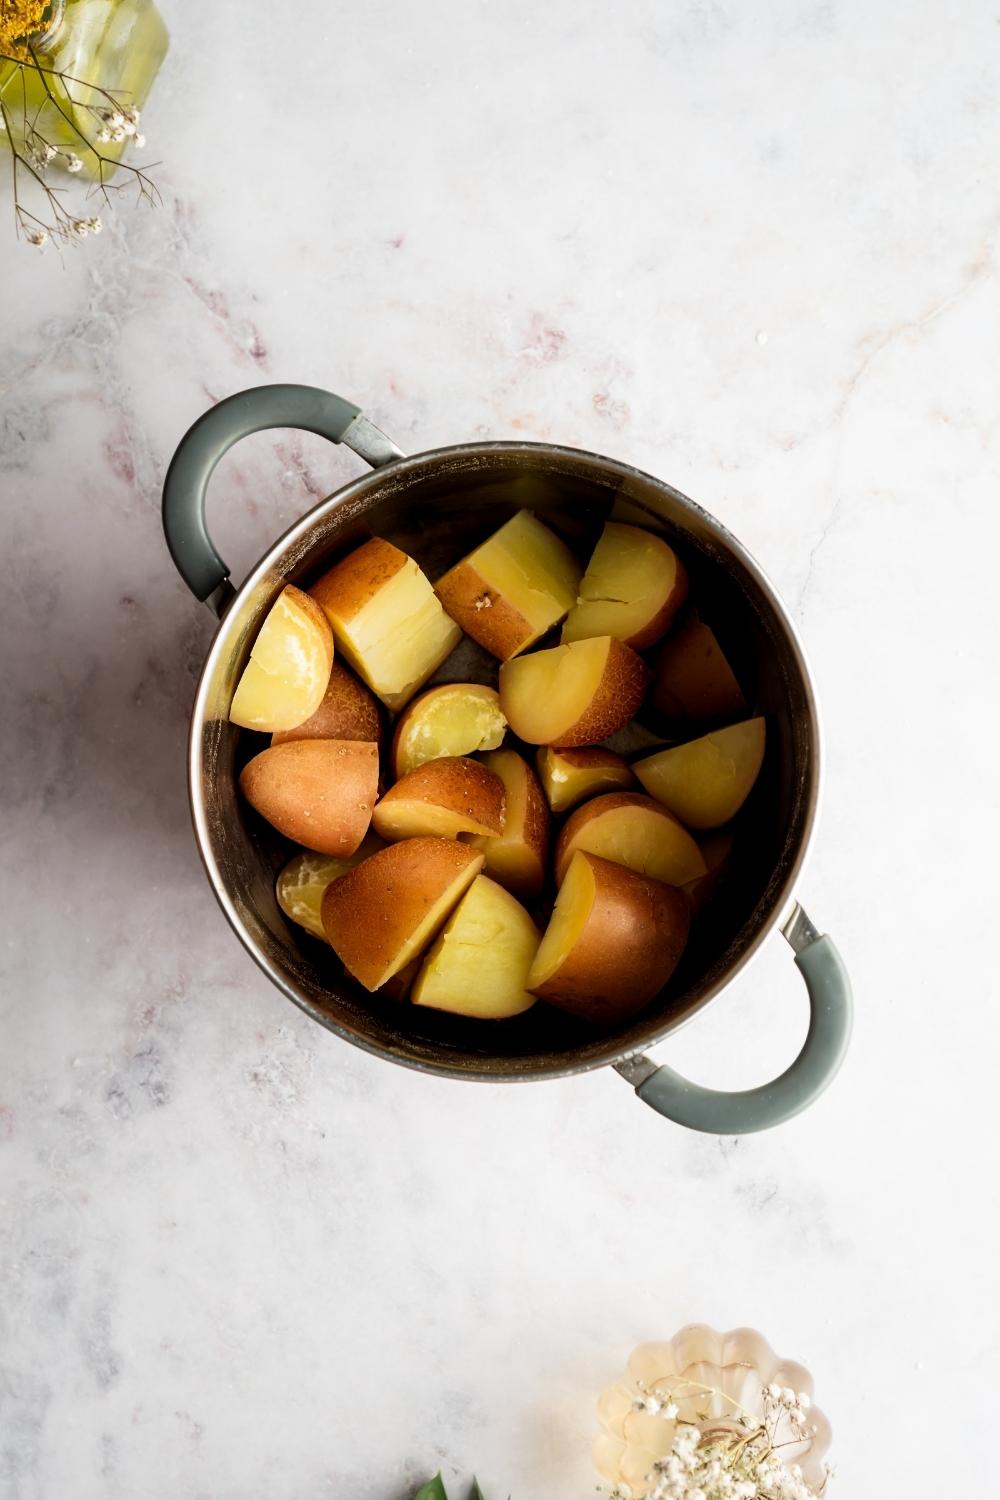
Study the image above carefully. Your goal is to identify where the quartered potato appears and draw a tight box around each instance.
[499,636,648,747]
[434,509,581,660]
[412,875,540,1020]
[527,851,690,1024]
[310,538,460,711]
[562,522,688,650]
[229,585,333,732]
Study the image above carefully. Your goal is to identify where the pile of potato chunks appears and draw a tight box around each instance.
[231,509,765,1028]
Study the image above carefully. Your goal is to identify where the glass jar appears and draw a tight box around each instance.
[0,0,168,179]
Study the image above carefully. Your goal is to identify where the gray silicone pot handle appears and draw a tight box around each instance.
[616,905,852,1133]
[161,384,404,616]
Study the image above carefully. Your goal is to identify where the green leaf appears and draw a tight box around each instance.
[413,1477,449,1500]
[470,1482,487,1500]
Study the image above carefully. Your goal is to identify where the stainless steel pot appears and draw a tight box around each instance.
[162,384,851,1133]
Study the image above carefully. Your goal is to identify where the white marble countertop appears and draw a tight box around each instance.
[2,2,998,1496]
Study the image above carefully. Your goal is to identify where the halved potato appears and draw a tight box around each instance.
[634,718,766,828]
[683,829,735,914]
[239,739,379,855]
[372,756,506,841]
[310,538,461,711]
[471,749,550,900]
[321,837,484,990]
[650,611,747,723]
[391,682,506,779]
[527,851,689,1024]
[434,510,581,660]
[412,875,540,1019]
[561,522,688,650]
[536,746,635,814]
[554,792,707,887]
[499,636,648,747]
[229,585,334,732]
[276,834,385,940]
[271,661,381,747]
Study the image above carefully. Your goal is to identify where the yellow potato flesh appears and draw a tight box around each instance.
[526,854,594,990]
[412,875,540,1019]
[635,718,766,829]
[230,588,332,731]
[470,510,580,638]
[560,805,707,887]
[374,800,496,841]
[276,837,382,940]
[499,637,609,743]
[561,523,681,644]
[537,748,634,813]
[333,561,460,710]
[471,750,547,898]
[396,687,506,776]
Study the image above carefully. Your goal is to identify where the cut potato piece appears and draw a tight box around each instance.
[434,510,581,660]
[499,636,648,747]
[536,746,635,814]
[372,756,506,842]
[310,538,460,711]
[527,851,690,1024]
[275,835,385,940]
[240,739,378,855]
[561,522,688,650]
[229,585,333,732]
[391,682,506,779]
[378,956,421,1001]
[321,837,484,990]
[554,793,707,887]
[470,749,550,900]
[650,611,747,724]
[412,875,540,1019]
[634,718,766,829]
[271,661,381,747]
[683,830,735,914]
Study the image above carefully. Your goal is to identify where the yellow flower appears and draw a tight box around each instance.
[0,2,52,56]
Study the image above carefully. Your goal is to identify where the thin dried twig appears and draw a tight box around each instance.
[1,30,159,246]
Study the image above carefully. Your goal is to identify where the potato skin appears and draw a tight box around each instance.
[309,537,408,624]
[321,837,484,990]
[530,852,690,1024]
[434,559,534,660]
[622,568,688,650]
[559,639,649,746]
[650,613,746,724]
[373,756,506,840]
[271,661,382,747]
[239,739,378,855]
[475,750,550,900]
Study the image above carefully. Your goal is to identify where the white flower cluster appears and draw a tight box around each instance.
[94,103,145,149]
[26,214,102,249]
[609,1384,826,1500]
[764,1384,812,1433]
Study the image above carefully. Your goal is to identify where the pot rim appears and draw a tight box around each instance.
[188,438,822,1082]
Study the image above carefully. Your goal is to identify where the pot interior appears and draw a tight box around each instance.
[193,444,818,1080]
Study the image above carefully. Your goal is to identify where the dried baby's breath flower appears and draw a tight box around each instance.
[607,1380,830,1500]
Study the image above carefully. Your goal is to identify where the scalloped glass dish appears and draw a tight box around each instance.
[594,1324,832,1496]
